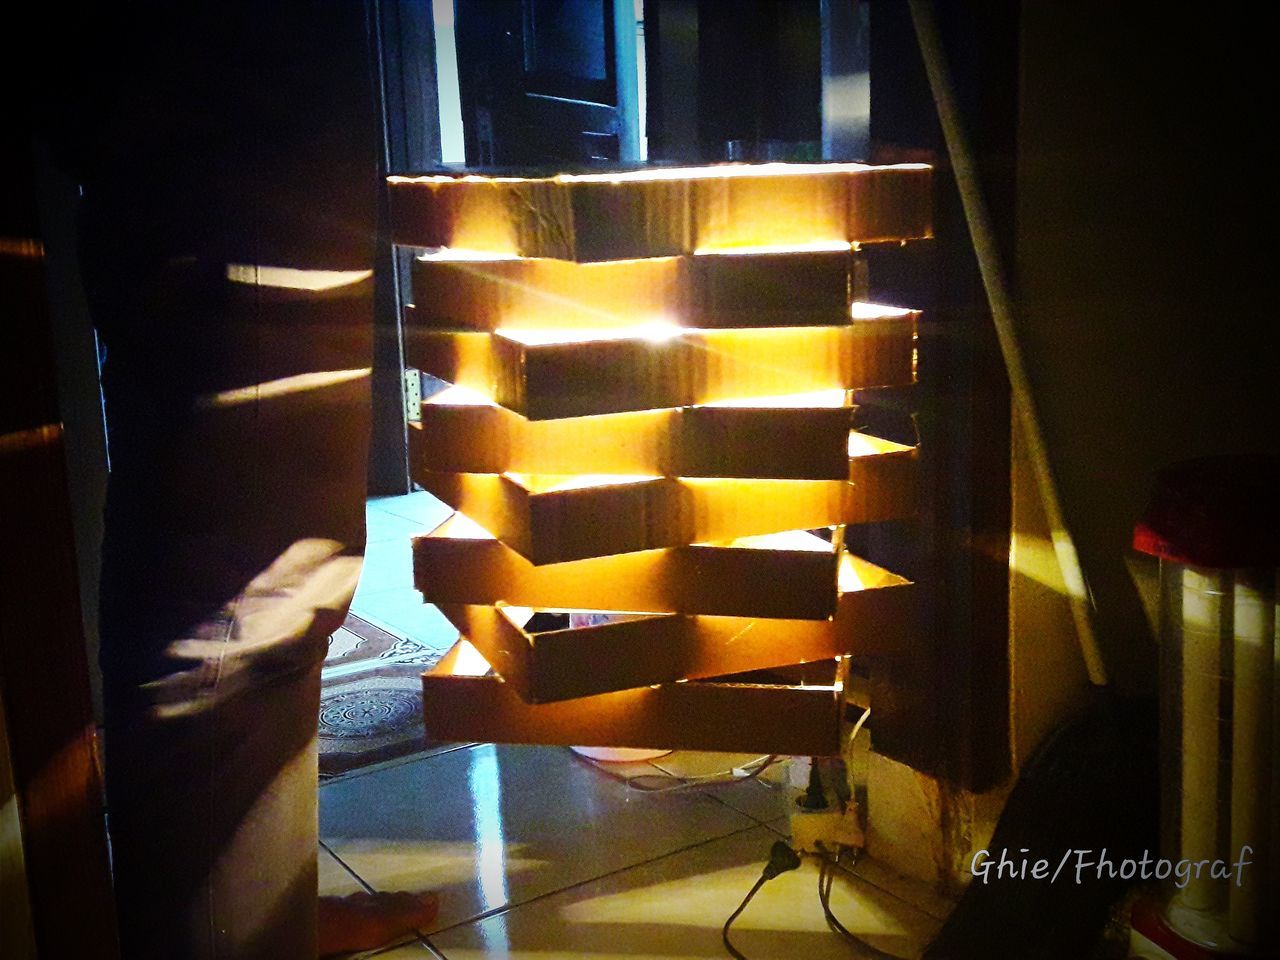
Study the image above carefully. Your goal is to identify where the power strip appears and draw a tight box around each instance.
[789,804,865,855]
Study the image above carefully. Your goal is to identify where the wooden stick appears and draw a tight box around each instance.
[909,0,1108,686]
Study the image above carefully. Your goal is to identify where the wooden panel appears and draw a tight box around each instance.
[404,311,916,420]
[411,397,857,480]
[434,553,914,702]
[846,165,934,243]
[847,434,919,522]
[0,214,118,955]
[386,175,533,254]
[689,250,853,327]
[409,249,852,331]
[415,468,911,564]
[411,255,684,332]
[421,640,845,755]
[413,515,841,618]
[388,172,688,260]
[388,163,932,261]
[543,175,692,261]
[692,169,849,250]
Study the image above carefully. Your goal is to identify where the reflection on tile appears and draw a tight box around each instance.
[567,749,674,783]
[430,825,940,959]
[320,744,760,935]
[349,589,459,649]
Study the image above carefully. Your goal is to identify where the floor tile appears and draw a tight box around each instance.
[371,491,454,527]
[430,824,940,959]
[320,744,760,935]
[320,845,448,960]
[646,752,796,824]
[367,506,438,545]
[359,539,415,595]
[845,854,955,924]
[320,844,369,896]
[349,589,459,649]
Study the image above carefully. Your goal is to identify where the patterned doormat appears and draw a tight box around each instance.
[319,613,445,778]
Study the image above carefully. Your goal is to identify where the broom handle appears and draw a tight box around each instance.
[908,0,1109,687]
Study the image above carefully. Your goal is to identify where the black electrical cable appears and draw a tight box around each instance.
[721,873,768,960]
[721,840,801,960]
[814,842,908,960]
[720,838,914,960]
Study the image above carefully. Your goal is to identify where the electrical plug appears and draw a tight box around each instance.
[761,840,802,880]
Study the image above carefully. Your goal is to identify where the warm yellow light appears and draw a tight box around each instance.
[847,432,914,458]
[447,639,493,677]
[499,605,535,628]
[851,301,915,320]
[434,512,496,540]
[415,247,521,262]
[721,530,834,552]
[225,264,372,290]
[837,553,908,593]
[555,161,928,184]
[197,368,370,409]
[391,162,929,187]
[503,473,662,494]
[0,237,44,259]
[388,174,529,184]
[698,388,849,409]
[693,240,853,256]
[427,384,496,407]
[495,321,682,346]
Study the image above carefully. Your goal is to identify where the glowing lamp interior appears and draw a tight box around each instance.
[398,160,925,751]
[693,240,853,256]
[851,301,916,320]
[496,321,682,346]
[444,638,493,677]
[416,247,521,262]
[432,512,496,541]
[715,530,834,552]
[698,388,849,410]
[427,384,496,407]
[848,432,914,458]
[503,472,662,494]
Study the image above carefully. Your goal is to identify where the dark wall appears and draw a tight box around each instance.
[1015,5,1275,693]
[864,0,1020,790]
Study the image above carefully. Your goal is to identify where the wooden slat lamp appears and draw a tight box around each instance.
[388,163,930,755]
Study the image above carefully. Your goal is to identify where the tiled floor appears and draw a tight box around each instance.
[350,493,459,649]
[320,493,943,959]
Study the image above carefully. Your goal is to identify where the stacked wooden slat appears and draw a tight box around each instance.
[389,163,930,755]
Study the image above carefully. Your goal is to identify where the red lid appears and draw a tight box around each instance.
[1133,455,1280,568]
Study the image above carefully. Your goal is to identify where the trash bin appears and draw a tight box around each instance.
[1133,455,1278,956]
